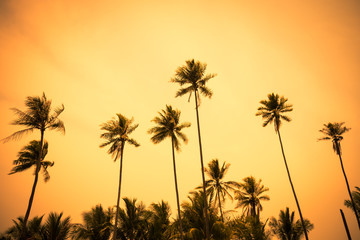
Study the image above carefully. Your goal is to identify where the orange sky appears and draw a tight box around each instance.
[1,0,360,239]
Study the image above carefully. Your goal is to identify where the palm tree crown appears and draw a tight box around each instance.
[318,122,350,156]
[203,159,239,221]
[2,92,65,143]
[269,208,314,240]
[235,176,270,217]
[148,105,191,151]
[171,59,216,105]
[100,113,140,160]
[255,93,293,132]
[9,140,53,181]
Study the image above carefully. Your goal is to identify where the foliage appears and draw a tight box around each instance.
[72,205,113,240]
[269,208,314,240]
[230,215,271,240]
[318,122,350,156]
[235,176,269,217]
[344,186,360,220]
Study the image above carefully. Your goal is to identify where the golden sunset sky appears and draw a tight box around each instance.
[1,0,360,239]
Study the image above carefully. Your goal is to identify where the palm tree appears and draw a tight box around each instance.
[42,212,72,240]
[148,201,172,240]
[148,105,191,240]
[231,214,271,240]
[9,140,53,236]
[116,198,149,240]
[235,176,269,218]
[171,59,217,240]
[269,208,314,240]
[2,93,65,228]
[319,122,360,228]
[4,216,45,240]
[100,114,140,239]
[71,205,113,240]
[344,186,360,220]
[256,93,309,240]
[180,190,231,240]
[202,159,239,222]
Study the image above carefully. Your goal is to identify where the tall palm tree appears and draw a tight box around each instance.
[202,159,239,222]
[9,140,53,233]
[344,186,360,219]
[148,105,191,240]
[71,205,113,240]
[2,93,65,228]
[171,59,217,240]
[42,212,72,240]
[256,93,309,240]
[319,122,360,228]
[116,198,149,240]
[100,114,140,240]
[269,208,314,240]
[235,176,269,218]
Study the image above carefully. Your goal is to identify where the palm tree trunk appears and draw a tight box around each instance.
[217,188,224,222]
[337,146,360,229]
[171,138,184,240]
[23,130,44,227]
[277,130,309,240]
[113,142,125,240]
[194,90,210,240]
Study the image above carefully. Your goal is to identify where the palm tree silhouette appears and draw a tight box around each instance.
[43,212,72,240]
[9,140,53,232]
[100,114,140,240]
[319,122,360,228]
[202,159,239,222]
[256,93,309,240]
[72,205,113,240]
[148,201,172,240]
[344,186,360,219]
[117,198,149,240]
[148,105,191,240]
[235,176,269,218]
[269,207,314,240]
[4,216,45,239]
[171,59,216,240]
[2,93,65,228]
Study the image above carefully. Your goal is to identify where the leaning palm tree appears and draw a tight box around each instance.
[319,122,360,228]
[148,105,191,240]
[269,207,314,240]
[9,140,53,232]
[256,93,309,240]
[171,59,217,240]
[235,176,269,218]
[202,159,239,222]
[2,93,65,228]
[100,113,140,240]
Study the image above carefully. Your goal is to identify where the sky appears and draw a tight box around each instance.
[0,0,360,239]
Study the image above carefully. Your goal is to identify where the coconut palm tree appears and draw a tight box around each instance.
[235,176,269,218]
[230,214,271,240]
[147,201,172,240]
[9,140,53,237]
[319,122,360,228]
[100,114,140,239]
[2,93,65,228]
[269,207,314,240]
[71,205,113,240]
[4,216,45,240]
[148,105,191,240]
[256,93,309,240]
[42,212,72,240]
[202,159,239,222]
[180,190,231,240]
[344,186,360,220]
[171,59,217,240]
[116,198,149,240]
